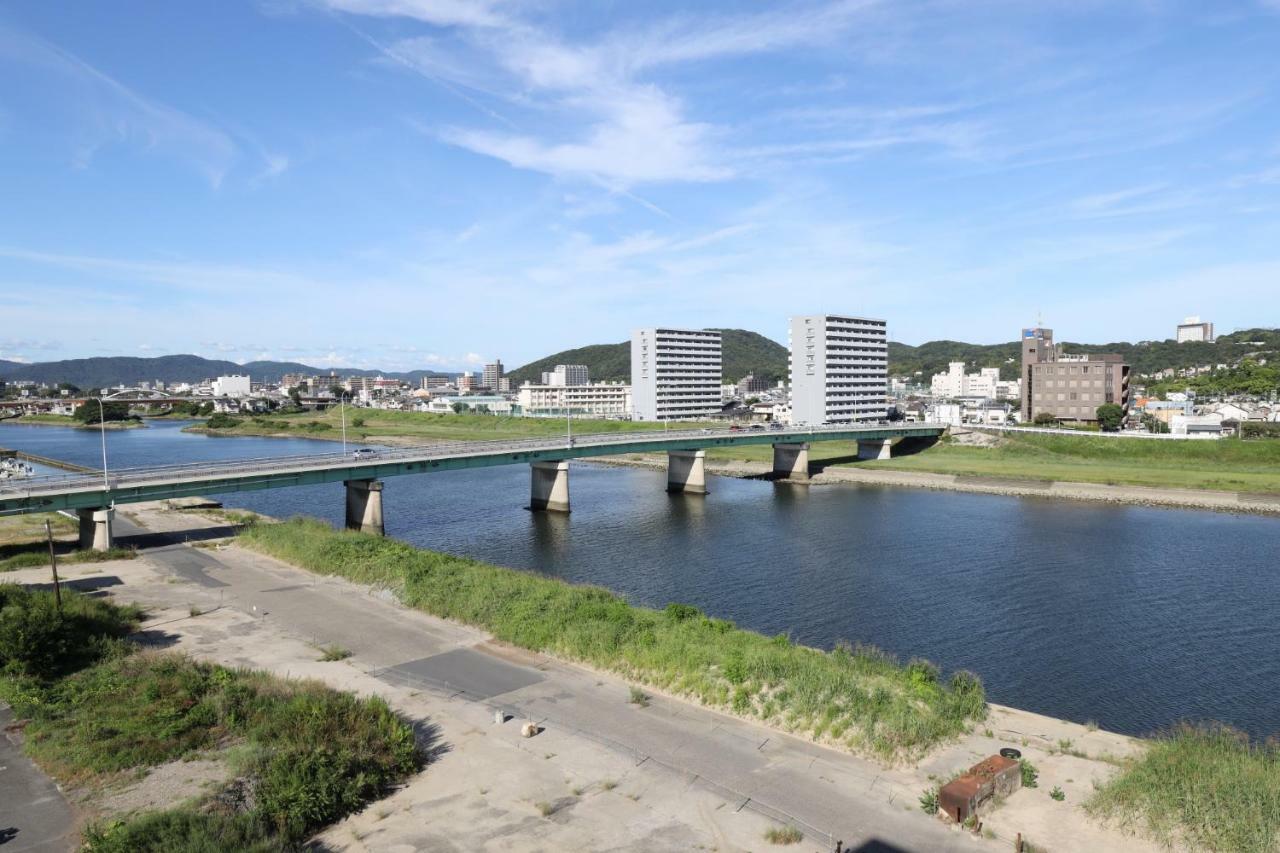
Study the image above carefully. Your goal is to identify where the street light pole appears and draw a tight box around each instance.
[92,397,109,495]
[340,392,350,455]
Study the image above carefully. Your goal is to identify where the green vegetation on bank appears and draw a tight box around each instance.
[190,407,706,443]
[240,518,987,760]
[706,430,1280,494]
[0,585,420,852]
[1087,724,1280,853]
[0,512,136,572]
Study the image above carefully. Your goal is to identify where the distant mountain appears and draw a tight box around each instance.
[0,354,456,390]
[507,329,789,386]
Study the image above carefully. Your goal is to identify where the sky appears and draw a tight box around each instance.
[2,0,1279,372]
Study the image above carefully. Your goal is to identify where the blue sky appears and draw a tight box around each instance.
[2,0,1279,371]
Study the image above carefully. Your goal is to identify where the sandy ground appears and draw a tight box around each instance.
[3,504,1176,852]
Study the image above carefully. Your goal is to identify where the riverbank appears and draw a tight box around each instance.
[1,414,145,429]
[597,452,1280,516]
[5,502,1171,852]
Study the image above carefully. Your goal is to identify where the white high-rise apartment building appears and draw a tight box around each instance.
[630,328,722,421]
[1176,316,1215,343]
[540,364,590,386]
[789,315,888,425]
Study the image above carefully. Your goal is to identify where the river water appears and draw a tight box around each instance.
[4,419,1279,741]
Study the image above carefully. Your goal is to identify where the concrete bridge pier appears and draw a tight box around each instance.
[344,479,385,535]
[772,443,810,483]
[666,450,708,495]
[858,438,893,461]
[76,507,114,552]
[530,461,570,512]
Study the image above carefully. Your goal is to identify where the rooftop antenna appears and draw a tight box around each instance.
[1036,309,1044,328]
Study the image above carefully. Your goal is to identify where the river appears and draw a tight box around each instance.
[4,419,1279,741]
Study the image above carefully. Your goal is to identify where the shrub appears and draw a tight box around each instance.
[1021,759,1039,788]
[1050,785,1065,801]
[764,825,803,845]
[205,413,241,429]
[351,417,365,428]
[919,787,939,814]
[1087,723,1280,853]
[0,586,140,679]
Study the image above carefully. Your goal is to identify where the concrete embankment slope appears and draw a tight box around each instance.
[0,447,97,473]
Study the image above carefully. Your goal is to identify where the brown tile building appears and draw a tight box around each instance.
[1021,327,1130,423]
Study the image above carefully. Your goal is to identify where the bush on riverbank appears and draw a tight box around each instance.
[0,588,421,852]
[1086,723,1280,853]
[240,518,987,760]
[0,584,140,678]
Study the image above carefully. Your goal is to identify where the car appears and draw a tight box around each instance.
[700,428,714,433]
[768,422,784,430]
[748,424,765,431]
[352,448,379,460]
[729,424,742,431]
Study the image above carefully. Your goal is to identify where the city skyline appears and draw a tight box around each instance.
[3,1,1280,370]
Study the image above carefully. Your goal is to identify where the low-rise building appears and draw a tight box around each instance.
[211,375,251,397]
[517,382,631,418]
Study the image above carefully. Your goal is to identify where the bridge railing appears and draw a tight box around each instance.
[1,422,942,498]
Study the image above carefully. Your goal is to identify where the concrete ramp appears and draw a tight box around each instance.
[372,648,544,700]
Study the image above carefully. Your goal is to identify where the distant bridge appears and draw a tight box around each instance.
[0,423,944,549]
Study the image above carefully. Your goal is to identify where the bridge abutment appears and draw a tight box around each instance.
[857,438,893,461]
[666,450,708,495]
[77,507,114,552]
[530,460,570,512]
[772,443,810,483]
[344,479,385,535]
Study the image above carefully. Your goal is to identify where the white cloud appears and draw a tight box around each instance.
[442,88,730,185]
[320,0,508,28]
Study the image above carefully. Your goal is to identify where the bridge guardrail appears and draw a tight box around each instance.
[0,422,943,502]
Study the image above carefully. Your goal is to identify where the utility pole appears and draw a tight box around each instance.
[45,519,62,611]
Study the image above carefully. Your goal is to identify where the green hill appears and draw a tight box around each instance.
[0,355,456,390]
[888,328,1280,380]
[507,329,788,386]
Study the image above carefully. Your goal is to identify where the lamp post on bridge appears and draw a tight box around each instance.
[340,392,351,456]
[90,397,110,497]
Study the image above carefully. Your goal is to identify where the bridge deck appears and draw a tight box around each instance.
[0,424,942,515]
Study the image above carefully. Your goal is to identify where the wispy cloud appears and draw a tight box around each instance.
[0,23,239,186]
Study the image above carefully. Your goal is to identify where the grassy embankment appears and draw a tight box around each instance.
[0,512,135,571]
[1087,724,1280,853]
[0,584,420,852]
[2,414,143,428]
[240,517,987,761]
[185,407,705,443]
[706,431,1280,494]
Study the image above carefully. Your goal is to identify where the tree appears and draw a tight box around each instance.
[288,388,302,406]
[73,402,132,424]
[330,385,346,398]
[205,412,240,429]
[450,402,466,414]
[1095,403,1125,432]
[1033,411,1057,426]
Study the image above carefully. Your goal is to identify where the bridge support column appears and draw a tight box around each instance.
[529,461,570,512]
[77,507,114,552]
[772,443,810,483]
[344,479,385,535]
[666,450,707,495]
[858,438,892,461]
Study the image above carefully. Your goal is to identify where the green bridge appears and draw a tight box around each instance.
[0,423,943,549]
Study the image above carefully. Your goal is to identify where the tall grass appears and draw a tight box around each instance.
[241,518,986,761]
[10,653,419,851]
[1,587,420,852]
[1087,723,1280,853]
